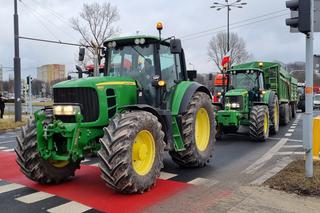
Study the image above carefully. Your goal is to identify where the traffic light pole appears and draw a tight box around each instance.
[13,0,22,122]
[28,76,32,119]
[304,0,314,178]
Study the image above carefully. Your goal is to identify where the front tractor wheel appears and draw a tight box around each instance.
[169,92,216,167]
[98,111,165,194]
[15,121,80,184]
[249,105,270,141]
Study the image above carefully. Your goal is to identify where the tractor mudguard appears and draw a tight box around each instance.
[171,81,211,116]
[120,104,175,150]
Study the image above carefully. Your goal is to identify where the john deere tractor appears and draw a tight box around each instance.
[15,25,215,194]
[215,62,298,141]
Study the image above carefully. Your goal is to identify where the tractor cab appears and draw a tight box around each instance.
[227,68,265,104]
[103,35,189,108]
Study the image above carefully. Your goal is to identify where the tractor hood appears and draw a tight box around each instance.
[53,76,137,89]
[225,88,248,97]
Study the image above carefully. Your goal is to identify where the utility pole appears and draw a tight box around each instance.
[304,0,314,178]
[27,76,32,119]
[210,0,247,52]
[13,0,21,122]
[286,0,315,177]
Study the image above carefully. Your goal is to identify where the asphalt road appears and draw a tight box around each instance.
[0,110,318,213]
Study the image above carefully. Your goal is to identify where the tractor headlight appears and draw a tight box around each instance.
[231,103,240,108]
[53,105,81,116]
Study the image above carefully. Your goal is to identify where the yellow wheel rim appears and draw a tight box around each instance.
[274,104,279,128]
[48,159,69,168]
[195,108,210,152]
[264,113,269,135]
[132,130,155,176]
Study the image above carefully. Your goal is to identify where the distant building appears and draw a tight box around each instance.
[37,64,65,85]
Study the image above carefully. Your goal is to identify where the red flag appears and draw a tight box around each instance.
[221,51,231,68]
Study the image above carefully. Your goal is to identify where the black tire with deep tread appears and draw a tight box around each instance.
[249,105,269,141]
[269,95,280,135]
[169,92,216,167]
[15,121,80,184]
[280,103,290,125]
[98,111,165,194]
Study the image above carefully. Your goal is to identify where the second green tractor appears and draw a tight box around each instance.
[215,61,298,141]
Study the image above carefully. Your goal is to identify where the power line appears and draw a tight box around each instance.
[20,0,78,42]
[180,9,287,39]
[183,12,289,41]
[19,36,91,48]
[19,1,60,40]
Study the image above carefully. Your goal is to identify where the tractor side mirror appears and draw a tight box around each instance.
[265,83,271,90]
[170,39,182,54]
[209,73,213,81]
[187,70,197,81]
[79,47,85,62]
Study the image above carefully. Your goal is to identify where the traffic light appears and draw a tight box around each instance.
[285,0,311,34]
[26,76,32,85]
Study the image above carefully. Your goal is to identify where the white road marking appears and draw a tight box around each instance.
[81,159,90,163]
[285,133,292,137]
[47,201,91,213]
[2,149,14,152]
[290,126,297,129]
[251,157,293,185]
[16,191,54,204]
[89,163,99,167]
[242,138,288,175]
[0,140,16,145]
[0,183,25,194]
[288,129,295,132]
[275,152,305,155]
[160,172,177,180]
[283,145,303,148]
[291,123,298,126]
[188,178,219,186]
[288,139,303,142]
[0,146,6,150]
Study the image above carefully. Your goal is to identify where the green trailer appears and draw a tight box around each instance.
[215,61,298,141]
[15,30,216,194]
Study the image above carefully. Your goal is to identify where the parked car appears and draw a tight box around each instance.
[314,94,320,109]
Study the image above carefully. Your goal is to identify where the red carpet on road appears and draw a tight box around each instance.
[0,151,190,213]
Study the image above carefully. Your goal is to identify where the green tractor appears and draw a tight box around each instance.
[215,61,298,141]
[15,26,216,194]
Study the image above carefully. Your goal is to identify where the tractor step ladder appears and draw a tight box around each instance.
[172,117,185,151]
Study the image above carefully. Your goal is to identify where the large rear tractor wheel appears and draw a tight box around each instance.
[15,121,80,184]
[291,103,297,118]
[249,105,270,141]
[269,95,280,135]
[169,92,215,167]
[98,111,165,194]
[280,103,290,125]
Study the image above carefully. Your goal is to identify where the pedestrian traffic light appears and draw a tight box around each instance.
[285,0,311,34]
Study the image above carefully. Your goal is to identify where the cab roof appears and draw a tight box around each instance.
[103,35,169,47]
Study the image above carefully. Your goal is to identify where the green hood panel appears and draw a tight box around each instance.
[53,76,137,89]
[225,89,248,96]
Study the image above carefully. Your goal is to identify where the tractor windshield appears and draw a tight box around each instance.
[106,44,155,80]
[228,70,263,91]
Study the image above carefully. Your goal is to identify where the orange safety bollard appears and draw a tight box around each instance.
[313,117,320,160]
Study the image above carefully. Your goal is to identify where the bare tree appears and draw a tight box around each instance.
[70,2,120,65]
[207,32,250,71]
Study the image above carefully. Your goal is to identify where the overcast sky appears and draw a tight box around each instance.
[0,0,319,80]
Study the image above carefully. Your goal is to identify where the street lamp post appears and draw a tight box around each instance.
[210,0,247,52]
